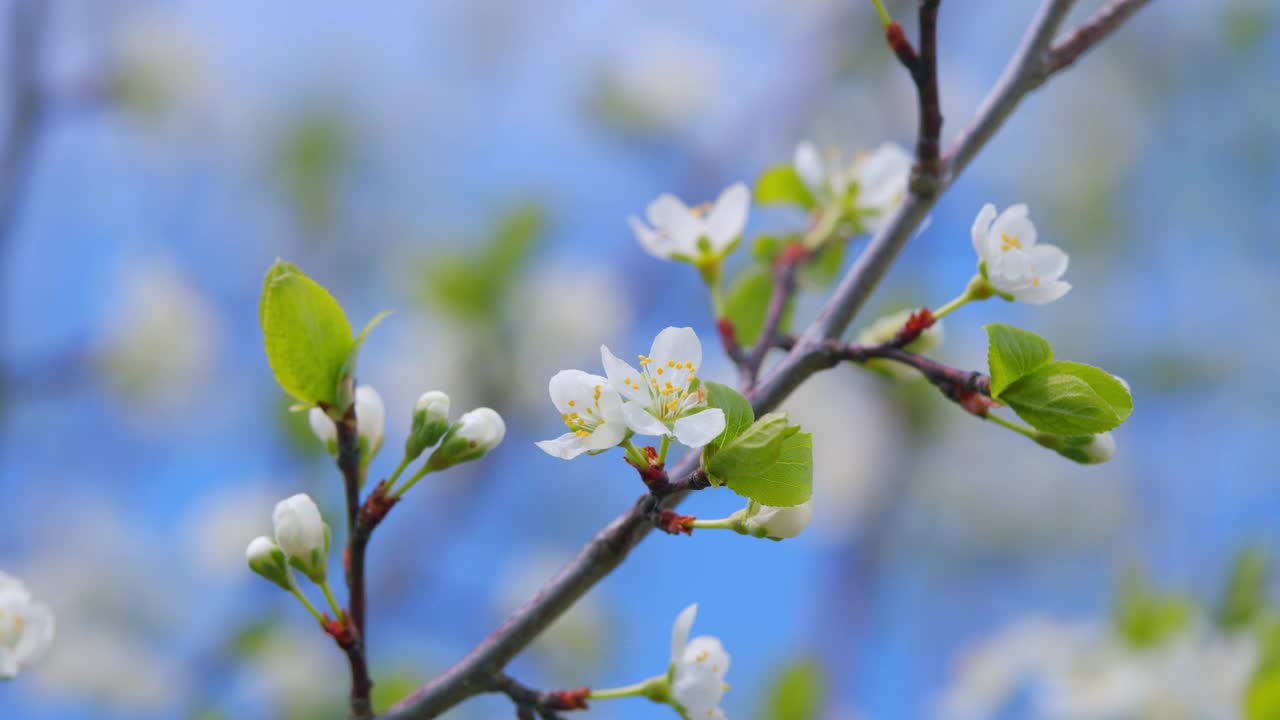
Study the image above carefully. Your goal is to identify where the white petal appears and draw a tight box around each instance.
[673,408,726,448]
[684,635,731,679]
[990,203,1037,250]
[1028,243,1069,281]
[672,662,725,717]
[0,648,17,679]
[581,418,627,452]
[14,603,54,666]
[629,216,671,259]
[748,502,814,538]
[671,603,698,663]
[535,432,587,460]
[704,182,750,252]
[622,401,671,437]
[0,572,28,600]
[548,369,599,413]
[649,326,702,370]
[1013,279,1071,305]
[857,142,911,210]
[989,249,1033,291]
[601,345,647,402]
[355,385,385,446]
[794,141,824,192]
[970,203,997,259]
[648,193,701,255]
[308,407,337,444]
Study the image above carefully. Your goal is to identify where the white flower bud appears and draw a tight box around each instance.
[308,407,338,455]
[245,536,293,591]
[355,385,385,462]
[457,407,506,451]
[0,572,55,680]
[1076,432,1116,464]
[405,391,451,460]
[743,501,813,539]
[1039,431,1117,465]
[272,494,329,584]
[427,407,506,471]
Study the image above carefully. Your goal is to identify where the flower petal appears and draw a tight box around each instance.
[14,603,54,666]
[683,635,731,680]
[970,203,997,259]
[1013,279,1071,305]
[649,326,702,371]
[0,648,17,679]
[794,141,824,192]
[622,401,671,437]
[1028,243,1069,281]
[671,603,698,663]
[673,408,726,448]
[704,182,750,252]
[548,369,609,414]
[629,216,670,259]
[536,432,587,460]
[582,419,627,452]
[990,203,1037,251]
[857,142,911,211]
[601,345,647,402]
[672,662,725,717]
[647,193,700,256]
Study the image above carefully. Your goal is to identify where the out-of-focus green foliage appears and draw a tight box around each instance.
[274,110,353,232]
[1112,570,1194,650]
[1218,546,1271,631]
[724,266,790,347]
[755,164,815,210]
[758,658,824,720]
[372,670,425,714]
[421,204,546,322]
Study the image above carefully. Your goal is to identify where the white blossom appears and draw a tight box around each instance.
[245,536,292,591]
[601,327,725,448]
[0,572,55,679]
[669,604,730,720]
[536,370,627,459]
[971,203,1071,304]
[415,391,450,422]
[741,501,813,539]
[629,183,749,261]
[456,408,506,452]
[271,494,328,583]
[794,141,910,229]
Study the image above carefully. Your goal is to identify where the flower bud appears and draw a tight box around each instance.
[355,385,385,463]
[308,407,338,456]
[246,536,294,591]
[737,501,814,539]
[405,391,451,461]
[1037,431,1116,465]
[427,407,505,470]
[272,493,330,583]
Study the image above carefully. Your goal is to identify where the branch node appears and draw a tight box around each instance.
[655,508,695,536]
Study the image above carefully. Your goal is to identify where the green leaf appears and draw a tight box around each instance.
[755,164,815,210]
[985,323,1054,396]
[724,266,792,347]
[704,381,753,453]
[260,260,353,405]
[798,237,847,289]
[423,204,545,321]
[760,659,824,720]
[1247,663,1280,720]
[999,360,1132,435]
[1217,546,1271,631]
[708,418,813,507]
[751,235,783,265]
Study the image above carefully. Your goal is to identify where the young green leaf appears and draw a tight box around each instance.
[755,164,815,210]
[985,323,1054,396]
[704,381,753,453]
[998,360,1131,435]
[724,266,793,346]
[707,416,813,507]
[1216,546,1270,631]
[335,310,392,412]
[259,260,353,406]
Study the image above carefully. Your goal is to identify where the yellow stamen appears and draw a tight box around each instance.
[1000,232,1022,252]
[656,367,664,375]
[568,400,576,407]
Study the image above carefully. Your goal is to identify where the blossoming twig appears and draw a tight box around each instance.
[379,1,1150,716]
[490,674,589,719]
[1048,0,1153,75]
[334,410,375,718]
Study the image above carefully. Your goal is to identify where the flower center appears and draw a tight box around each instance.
[562,385,607,438]
[1000,232,1022,252]
[689,202,712,219]
[622,356,706,421]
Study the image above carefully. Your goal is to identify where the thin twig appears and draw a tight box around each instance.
[1048,0,1153,74]
[335,412,374,718]
[490,674,588,719]
[740,249,803,389]
[379,1,1151,716]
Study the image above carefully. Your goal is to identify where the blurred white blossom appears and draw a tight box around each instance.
[629,183,750,262]
[0,572,55,679]
[107,12,211,118]
[594,30,722,134]
[94,258,223,418]
[669,604,730,720]
[186,484,277,580]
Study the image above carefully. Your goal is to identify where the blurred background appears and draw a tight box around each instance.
[1,0,1278,718]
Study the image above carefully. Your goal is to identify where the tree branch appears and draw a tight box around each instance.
[740,247,804,390]
[379,1,1151,716]
[490,674,588,720]
[1048,0,1153,74]
[335,412,374,718]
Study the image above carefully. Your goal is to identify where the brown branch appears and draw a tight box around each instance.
[378,1,1151,716]
[335,412,374,718]
[490,674,588,719]
[1048,0,1153,74]
[740,246,804,389]
[913,1,943,183]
